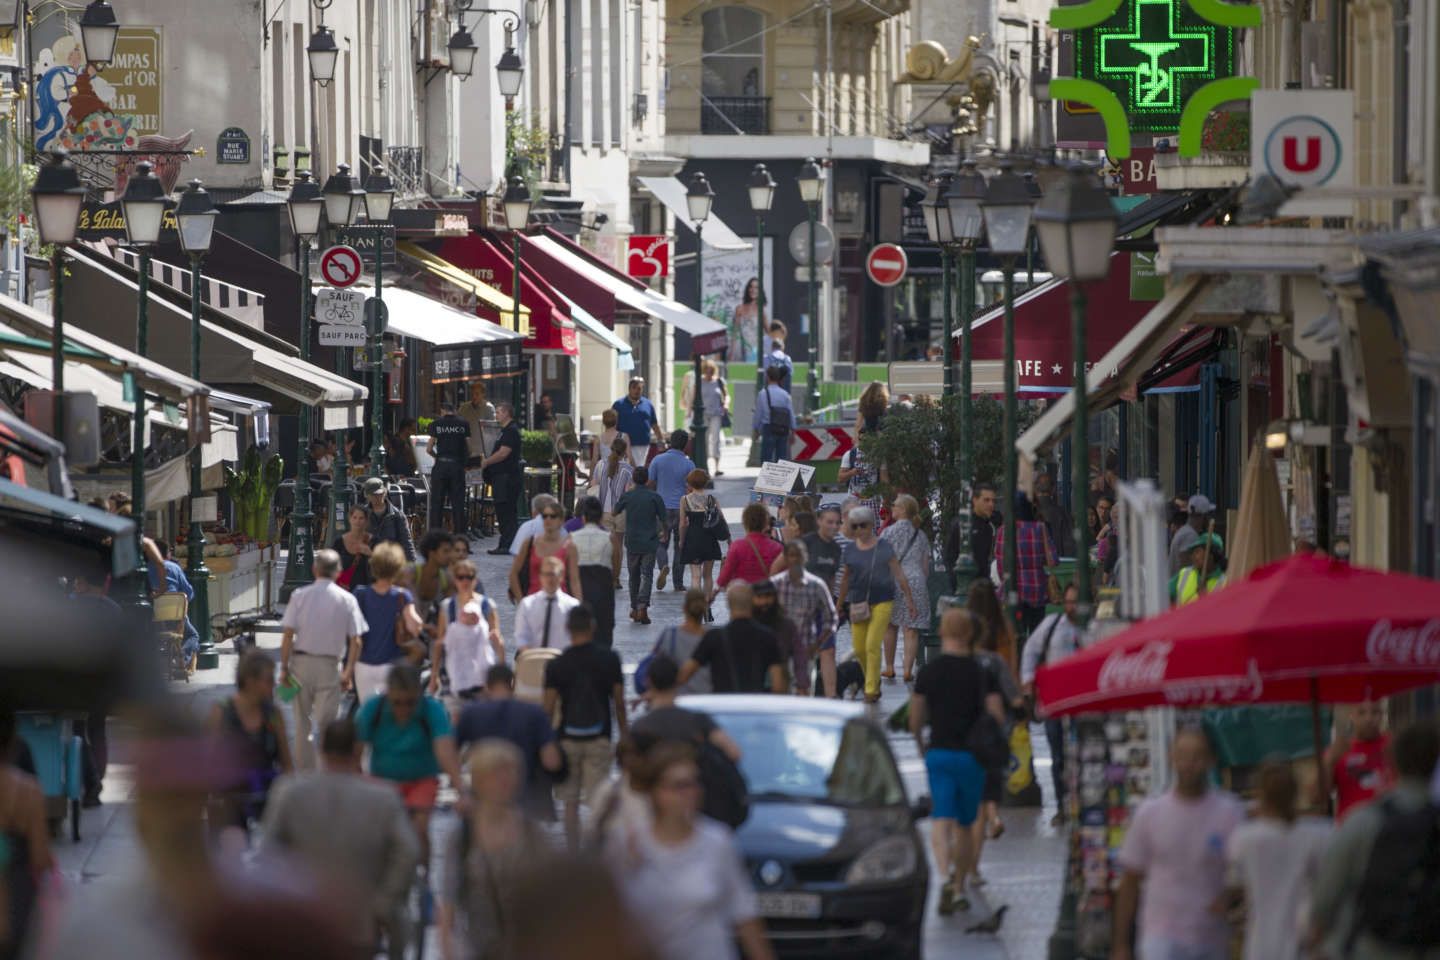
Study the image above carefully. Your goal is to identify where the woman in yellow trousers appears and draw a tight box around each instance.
[836,506,918,703]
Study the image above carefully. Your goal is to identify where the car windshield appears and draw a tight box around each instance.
[708,712,904,807]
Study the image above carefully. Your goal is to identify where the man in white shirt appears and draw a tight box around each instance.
[510,493,564,556]
[280,549,368,769]
[1021,583,1085,824]
[514,557,580,651]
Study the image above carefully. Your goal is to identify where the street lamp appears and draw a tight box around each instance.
[495,32,524,102]
[175,179,219,667]
[748,164,775,451]
[282,170,323,601]
[980,160,1035,616]
[503,175,530,423]
[797,157,823,414]
[79,0,120,67]
[30,150,85,443]
[120,159,166,615]
[306,25,339,86]
[687,171,714,468]
[322,162,364,228]
[363,170,395,478]
[946,158,987,594]
[1034,162,1117,618]
[447,25,479,80]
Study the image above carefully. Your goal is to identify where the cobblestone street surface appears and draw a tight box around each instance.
[60,440,1066,959]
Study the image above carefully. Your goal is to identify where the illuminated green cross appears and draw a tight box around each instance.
[1098,0,1212,111]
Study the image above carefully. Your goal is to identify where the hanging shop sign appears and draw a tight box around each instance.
[626,235,671,278]
[1250,89,1356,217]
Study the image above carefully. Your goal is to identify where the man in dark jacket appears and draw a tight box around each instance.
[361,476,416,560]
[945,482,1000,575]
[1034,471,1076,557]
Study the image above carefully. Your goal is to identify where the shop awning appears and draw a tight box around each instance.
[636,176,750,252]
[422,235,574,355]
[955,253,1154,396]
[526,232,728,355]
[556,293,635,371]
[1015,273,1218,466]
[396,241,531,335]
[61,249,367,431]
[107,244,266,330]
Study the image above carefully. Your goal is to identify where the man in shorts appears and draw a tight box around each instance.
[543,605,627,849]
[909,607,1004,915]
[356,664,466,867]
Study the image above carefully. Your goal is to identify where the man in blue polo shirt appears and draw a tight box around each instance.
[612,375,665,466]
[648,429,695,591]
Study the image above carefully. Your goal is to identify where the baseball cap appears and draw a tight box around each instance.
[362,477,386,497]
[1186,494,1215,515]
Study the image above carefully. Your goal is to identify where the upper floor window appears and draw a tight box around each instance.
[701,6,764,97]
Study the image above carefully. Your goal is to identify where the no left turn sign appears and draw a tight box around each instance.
[866,243,908,287]
[320,245,363,287]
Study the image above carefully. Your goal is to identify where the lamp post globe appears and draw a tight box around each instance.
[121,160,166,246]
[286,170,324,240]
[496,42,524,100]
[448,26,479,80]
[980,161,1035,257]
[502,176,531,231]
[322,163,364,228]
[79,0,120,67]
[31,149,85,247]
[1033,163,1117,283]
[797,157,823,204]
[363,170,396,223]
[306,25,340,86]
[748,163,775,213]
[176,179,217,256]
[686,171,715,223]
[946,159,987,246]
[922,172,955,246]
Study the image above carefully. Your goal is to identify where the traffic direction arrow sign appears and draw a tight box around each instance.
[866,243,908,287]
[314,287,366,326]
[319,245,363,287]
[789,426,855,461]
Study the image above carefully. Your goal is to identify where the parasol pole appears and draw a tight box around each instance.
[1310,677,1332,816]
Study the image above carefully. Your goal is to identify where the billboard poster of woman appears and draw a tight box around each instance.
[699,238,773,363]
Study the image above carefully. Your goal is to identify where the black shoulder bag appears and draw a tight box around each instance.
[964,660,1010,769]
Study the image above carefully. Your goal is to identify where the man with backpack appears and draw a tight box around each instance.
[454,665,564,821]
[752,364,794,465]
[1310,721,1440,960]
[632,654,748,829]
[678,583,786,694]
[1020,583,1086,824]
[543,605,628,849]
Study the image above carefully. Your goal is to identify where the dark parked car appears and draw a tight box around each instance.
[679,695,929,960]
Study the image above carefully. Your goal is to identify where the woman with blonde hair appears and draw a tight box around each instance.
[836,505,918,703]
[698,359,729,477]
[880,493,931,683]
[438,739,546,960]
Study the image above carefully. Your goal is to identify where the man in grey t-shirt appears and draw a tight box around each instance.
[1168,494,1213,574]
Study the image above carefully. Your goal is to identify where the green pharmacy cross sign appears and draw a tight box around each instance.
[1051,0,1260,157]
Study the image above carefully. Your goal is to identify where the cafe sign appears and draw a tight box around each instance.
[77,200,177,240]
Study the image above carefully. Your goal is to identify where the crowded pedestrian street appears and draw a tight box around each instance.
[6,1,1440,958]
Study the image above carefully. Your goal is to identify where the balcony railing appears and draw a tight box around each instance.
[701,96,771,135]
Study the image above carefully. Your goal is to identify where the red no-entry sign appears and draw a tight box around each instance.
[866,243,908,287]
[320,245,363,287]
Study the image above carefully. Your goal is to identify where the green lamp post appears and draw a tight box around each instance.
[30,150,85,444]
[281,170,324,599]
[947,159,987,594]
[797,158,823,414]
[687,171,715,463]
[363,169,395,479]
[321,163,364,531]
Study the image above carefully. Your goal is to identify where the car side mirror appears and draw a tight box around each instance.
[910,795,932,820]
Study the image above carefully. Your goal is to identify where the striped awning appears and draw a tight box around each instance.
[94,243,267,330]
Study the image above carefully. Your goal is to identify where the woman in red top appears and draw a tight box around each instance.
[716,503,783,596]
[508,503,568,600]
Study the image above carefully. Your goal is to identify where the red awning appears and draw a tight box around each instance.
[430,234,578,356]
[962,253,1155,396]
[511,230,653,329]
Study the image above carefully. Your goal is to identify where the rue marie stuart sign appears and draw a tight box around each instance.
[1050,0,1260,157]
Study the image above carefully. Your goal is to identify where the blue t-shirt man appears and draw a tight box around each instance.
[353,585,415,665]
[148,554,199,652]
[613,381,661,449]
[356,693,452,782]
[649,443,695,510]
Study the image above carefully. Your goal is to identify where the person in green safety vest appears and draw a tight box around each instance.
[1168,532,1226,606]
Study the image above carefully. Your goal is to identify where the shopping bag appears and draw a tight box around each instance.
[1006,724,1036,796]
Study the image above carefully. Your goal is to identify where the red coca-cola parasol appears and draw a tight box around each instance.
[1035,554,1440,717]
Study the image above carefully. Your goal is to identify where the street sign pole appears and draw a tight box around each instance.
[282,239,315,600]
[806,202,820,413]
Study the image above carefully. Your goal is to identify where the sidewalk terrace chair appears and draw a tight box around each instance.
[152,591,191,681]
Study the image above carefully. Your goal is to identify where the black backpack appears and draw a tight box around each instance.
[561,663,609,737]
[697,739,750,828]
[1354,798,1440,948]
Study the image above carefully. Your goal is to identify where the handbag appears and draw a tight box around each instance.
[509,539,533,603]
[965,661,1010,769]
[702,495,731,541]
[848,541,881,623]
[764,385,792,436]
[634,625,680,696]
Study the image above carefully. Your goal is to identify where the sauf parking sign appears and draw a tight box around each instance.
[1251,90,1355,217]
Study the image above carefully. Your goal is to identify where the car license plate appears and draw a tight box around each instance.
[756,892,822,919]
